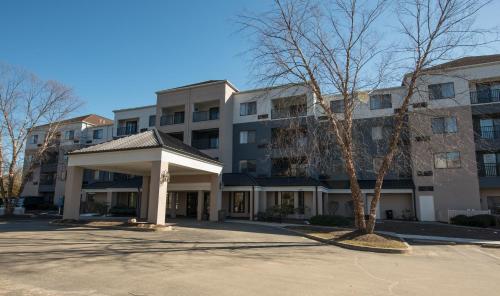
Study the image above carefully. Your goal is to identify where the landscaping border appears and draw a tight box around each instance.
[284,227,411,254]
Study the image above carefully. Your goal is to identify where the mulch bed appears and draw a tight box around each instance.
[285,225,409,251]
[375,220,500,241]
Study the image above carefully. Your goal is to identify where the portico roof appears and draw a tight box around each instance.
[70,129,220,165]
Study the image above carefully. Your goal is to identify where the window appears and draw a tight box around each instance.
[431,117,457,134]
[281,192,294,207]
[330,100,345,113]
[371,126,383,140]
[93,129,103,139]
[428,82,455,100]
[31,135,38,144]
[240,101,257,116]
[373,157,384,172]
[370,94,392,110]
[64,130,75,140]
[149,115,156,127]
[232,192,247,213]
[239,160,256,173]
[434,152,461,168]
[239,130,256,144]
[94,170,100,180]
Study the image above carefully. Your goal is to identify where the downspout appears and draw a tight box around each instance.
[251,185,255,220]
[412,185,418,221]
[315,185,318,216]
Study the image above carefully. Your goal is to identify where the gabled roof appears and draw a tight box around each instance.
[423,54,500,72]
[35,114,113,129]
[69,129,221,165]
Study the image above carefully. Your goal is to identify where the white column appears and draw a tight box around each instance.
[140,176,150,219]
[147,161,169,225]
[63,166,84,220]
[169,192,177,218]
[197,190,204,221]
[209,174,222,221]
[106,191,113,214]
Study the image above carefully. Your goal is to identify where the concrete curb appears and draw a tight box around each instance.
[49,220,173,232]
[283,227,411,254]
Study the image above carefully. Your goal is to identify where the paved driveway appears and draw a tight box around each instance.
[0,219,499,296]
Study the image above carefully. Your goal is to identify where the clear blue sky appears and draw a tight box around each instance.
[1,0,499,119]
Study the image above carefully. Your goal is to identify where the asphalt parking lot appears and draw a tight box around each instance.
[0,219,499,296]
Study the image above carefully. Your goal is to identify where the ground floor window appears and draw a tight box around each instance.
[232,192,248,213]
[281,192,294,207]
[116,192,137,208]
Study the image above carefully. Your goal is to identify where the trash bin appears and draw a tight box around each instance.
[385,210,393,220]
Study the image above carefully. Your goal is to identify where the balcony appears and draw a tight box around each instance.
[477,125,500,139]
[160,114,184,126]
[470,89,500,104]
[192,101,219,122]
[478,163,500,177]
[117,126,138,136]
[271,96,307,119]
[193,109,219,122]
[40,163,58,173]
[191,129,219,150]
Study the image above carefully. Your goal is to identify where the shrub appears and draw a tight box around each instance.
[309,215,353,227]
[451,214,497,228]
[109,207,136,216]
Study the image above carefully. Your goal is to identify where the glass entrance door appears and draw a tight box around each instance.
[186,192,198,217]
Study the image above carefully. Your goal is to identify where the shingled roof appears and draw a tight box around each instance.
[423,54,500,72]
[69,129,221,165]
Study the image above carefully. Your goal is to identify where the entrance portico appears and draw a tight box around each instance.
[63,130,223,225]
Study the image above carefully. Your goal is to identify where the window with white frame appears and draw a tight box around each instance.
[370,94,392,110]
[428,82,455,100]
[371,126,383,140]
[64,130,75,140]
[31,134,39,144]
[240,101,257,116]
[330,100,345,113]
[239,160,256,173]
[431,117,457,134]
[93,129,103,139]
[149,115,156,127]
[434,151,461,168]
[239,130,256,144]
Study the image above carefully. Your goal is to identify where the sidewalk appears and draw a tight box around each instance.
[225,220,500,247]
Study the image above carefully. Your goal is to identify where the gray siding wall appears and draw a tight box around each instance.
[232,115,412,180]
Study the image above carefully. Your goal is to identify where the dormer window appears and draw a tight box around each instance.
[370,94,392,110]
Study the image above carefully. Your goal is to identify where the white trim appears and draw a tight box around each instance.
[168,182,211,191]
[326,188,413,194]
[68,148,162,167]
[82,188,139,193]
[161,150,223,174]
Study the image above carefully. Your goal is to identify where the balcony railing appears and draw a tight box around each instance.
[40,163,58,173]
[270,106,307,119]
[193,110,219,122]
[478,163,500,177]
[160,115,184,126]
[470,89,500,104]
[477,125,500,139]
[116,126,138,136]
[191,138,219,150]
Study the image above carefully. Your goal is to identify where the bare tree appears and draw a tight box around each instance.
[241,0,494,233]
[0,63,80,210]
